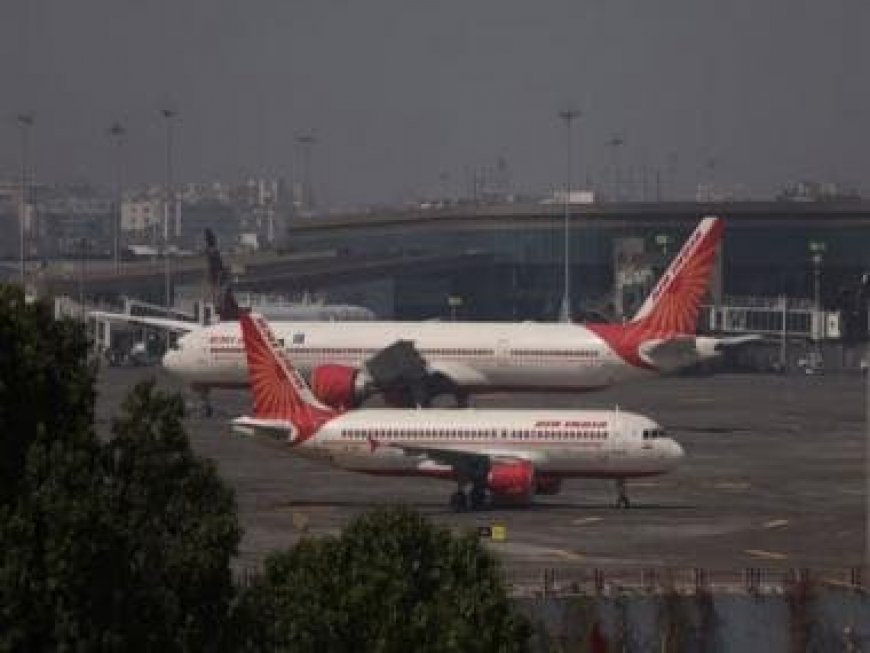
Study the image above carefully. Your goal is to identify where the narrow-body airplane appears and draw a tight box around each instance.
[162,216,753,410]
[233,311,684,510]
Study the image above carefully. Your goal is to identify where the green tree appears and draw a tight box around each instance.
[101,380,241,649]
[0,382,241,651]
[0,284,96,506]
[236,506,531,652]
[0,287,241,651]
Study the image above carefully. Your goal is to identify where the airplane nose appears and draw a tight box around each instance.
[162,349,181,375]
[668,439,685,463]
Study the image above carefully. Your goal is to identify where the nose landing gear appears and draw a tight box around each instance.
[615,479,631,509]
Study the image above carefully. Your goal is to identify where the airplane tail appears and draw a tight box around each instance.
[205,228,242,321]
[239,312,336,438]
[629,216,724,335]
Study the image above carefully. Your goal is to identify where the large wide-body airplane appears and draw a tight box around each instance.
[159,216,753,410]
[233,311,684,510]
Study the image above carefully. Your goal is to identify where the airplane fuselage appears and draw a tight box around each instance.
[164,320,656,393]
[233,408,683,481]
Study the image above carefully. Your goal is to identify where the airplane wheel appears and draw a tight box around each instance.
[616,495,631,509]
[449,491,467,513]
[469,486,487,511]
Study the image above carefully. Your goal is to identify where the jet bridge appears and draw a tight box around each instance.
[703,299,841,341]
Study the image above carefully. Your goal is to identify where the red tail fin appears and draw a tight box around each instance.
[630,216,723,334]
[239,312,335,437]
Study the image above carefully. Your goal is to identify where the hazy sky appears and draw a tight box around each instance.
[1,0,868,208]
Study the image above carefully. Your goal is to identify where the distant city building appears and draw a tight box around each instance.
[118,177,289,251]
[121,189,163,244]
[38,184,112,257]
[777,180,861,203]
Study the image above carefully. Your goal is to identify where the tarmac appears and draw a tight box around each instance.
[95,365,867,577]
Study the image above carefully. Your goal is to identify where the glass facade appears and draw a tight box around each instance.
[287,202,870,320]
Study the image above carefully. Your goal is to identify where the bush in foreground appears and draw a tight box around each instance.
[236,506,531,652]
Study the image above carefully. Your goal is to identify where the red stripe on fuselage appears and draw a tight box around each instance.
[346,468,665,481]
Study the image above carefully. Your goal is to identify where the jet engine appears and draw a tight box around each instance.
[309,364,373,411]
[487,460,536,502]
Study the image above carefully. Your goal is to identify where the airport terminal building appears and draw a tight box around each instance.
[285,200,870,331]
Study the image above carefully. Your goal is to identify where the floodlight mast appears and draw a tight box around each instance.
[16,112,34,287]
[557,108,580,323]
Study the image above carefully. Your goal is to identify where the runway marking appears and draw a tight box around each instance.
[552,548,585,561]
[572,517,603,526]
[763,519,790,529]
[714,482,751,491]
[744,549,788,561]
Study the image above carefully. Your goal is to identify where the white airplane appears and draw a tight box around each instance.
[160,216,755,410]
[232,311,685,510]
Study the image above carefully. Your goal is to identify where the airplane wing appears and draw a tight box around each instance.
[230,416,295,441]
[374,439,537,471]
[89,310,201,334]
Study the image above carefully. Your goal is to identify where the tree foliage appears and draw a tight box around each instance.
[0,286,241,650]
[236,506,531,652]
[0,284,96,506]
[0,381,241,651]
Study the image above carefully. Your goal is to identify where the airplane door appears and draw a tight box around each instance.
[496,338,510,367]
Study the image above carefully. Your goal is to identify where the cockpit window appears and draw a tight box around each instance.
[642,428,666,440]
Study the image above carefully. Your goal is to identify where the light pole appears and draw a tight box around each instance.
[107,121,126,273]
[16,113,34,287]
[808,240,827,374]
[161,108,177,310]
[809,241,826,341]
[558,108,580,323]
[296,133,316,213]
[607,134,625,201]
[78,237,87,320]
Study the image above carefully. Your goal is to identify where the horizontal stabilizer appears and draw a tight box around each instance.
[231,416,295,441]
[711,334,764,351]
[641,333,765,371]
[638,336,700,372]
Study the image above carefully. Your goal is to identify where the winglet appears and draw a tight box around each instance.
[239,312,335,440]
[630,216,723,334]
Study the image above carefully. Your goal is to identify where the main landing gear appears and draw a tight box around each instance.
[615,479,631,509]
[449,483,488,512]
[192,387,214,418]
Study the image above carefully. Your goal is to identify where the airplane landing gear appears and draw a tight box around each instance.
[450,479,489,512]
[469,485,488,510]
[615,479,631,509]
[193,387,213,418]
[449,490,468,512]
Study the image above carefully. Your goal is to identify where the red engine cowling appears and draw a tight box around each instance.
[310,364,368,411]
[487,460,535,502]
[534,475,563,496]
